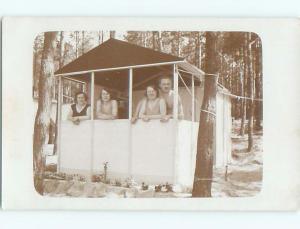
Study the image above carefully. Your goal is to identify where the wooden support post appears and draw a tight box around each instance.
[128,68,133,119]
[128,68,133,175]
[91,72,95,120]
[173,64,179,184]
[90,72,95,180]
[173,64,179,120]
[192,75,195,122]
[57,76,62,172]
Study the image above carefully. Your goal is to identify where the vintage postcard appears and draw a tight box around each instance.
[2,17,300,210]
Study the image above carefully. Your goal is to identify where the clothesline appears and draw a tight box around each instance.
[217,83,263,102]
[220,91,263,102]
[177,70,263,118]
[177,68,263,102]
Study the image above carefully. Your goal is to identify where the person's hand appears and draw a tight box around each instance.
[72,117,80,125]
[142,116,150,122]
[131,117,138,124]
[160,116,170,123]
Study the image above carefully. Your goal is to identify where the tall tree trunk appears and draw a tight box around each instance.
[152,31,157,50]
[192,32,220,197]
[171,32,180,56]
[33,47,39,98]
[58,31,64,69]
[33,32,57,194]
[240,45,247,136]
[195,32,201,68]
[254,72,263,130]
[110,31,115,39]
[247,33,254,152]
[98,31,102,44]
[81,31,85,55]
[99,31,104,44]
[254,40,263,130]
[53,31,64,155]
[157,31,162,52]
[75,31,79,58]
[237,61,243,119]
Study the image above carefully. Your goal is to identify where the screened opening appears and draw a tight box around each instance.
[131,65,174,119]
[177,70,202,122]
[61,75,89,121]
[92,70,129,120]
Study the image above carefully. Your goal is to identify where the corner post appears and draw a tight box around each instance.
[128,68,133,176]
[57,76,62,172]
[173,64,179,184]
[192,75,195,122]
[91,72,95,120]
[128,68,133,119]
[173,64,179,120]
[90,72,95,180]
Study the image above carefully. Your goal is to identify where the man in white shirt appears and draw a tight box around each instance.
[158,76,184,121]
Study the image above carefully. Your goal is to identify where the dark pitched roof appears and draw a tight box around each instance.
[55,38,183,75]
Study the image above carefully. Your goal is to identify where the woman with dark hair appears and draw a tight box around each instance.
[96,88,118,120]
[67,92,91,125]
[132,84,167,123]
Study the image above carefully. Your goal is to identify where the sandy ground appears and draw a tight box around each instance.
[212,120,263,197]
[43,120,263,198]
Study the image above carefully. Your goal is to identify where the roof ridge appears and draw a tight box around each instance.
[55,38,183,75]
[107,38,184,60]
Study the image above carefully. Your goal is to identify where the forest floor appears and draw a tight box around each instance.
[212,120,263,197]
[43,120,263,198]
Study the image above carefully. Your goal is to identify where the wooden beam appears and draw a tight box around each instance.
[173,64,179,184]
[55,60,185,77]
[90,72,95,180]
[91,72,95,120]
[57,76,62,172]
[132,70,169,89]
[128,68,133,176]
[62,76,86,84]
[173,64,179,120]
[192,75,195,122]
[128,68,133,119]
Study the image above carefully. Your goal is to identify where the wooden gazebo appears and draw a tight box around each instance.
[54,38,231,187]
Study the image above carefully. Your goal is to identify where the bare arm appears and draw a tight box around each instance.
[178,95,184,119]
[160,98,167,116]
[111,100,118,119]
[131,99,144,123]
[96,100,118,120]
[133,99,143,118]
[137,99,147,118]
[67,106,74,121]
[140,99,167,120]
[143,99,167,119]
[77,106,91,121]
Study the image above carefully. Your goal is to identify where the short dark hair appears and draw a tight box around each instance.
[99,87,115,101]
[158,76,172,85]
[74,91,88,103]
[144,84,160,97]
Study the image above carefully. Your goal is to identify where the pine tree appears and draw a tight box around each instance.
[192,32,221,197]
[33,32,58,194]
[247,32,255,152]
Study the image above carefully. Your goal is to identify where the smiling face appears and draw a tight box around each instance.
[146,86,158,100]
[159,78,172,93]
[101,89,111,102]
[76,93,87,106]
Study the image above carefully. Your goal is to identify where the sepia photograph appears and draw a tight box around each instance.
[32,30,263,198]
